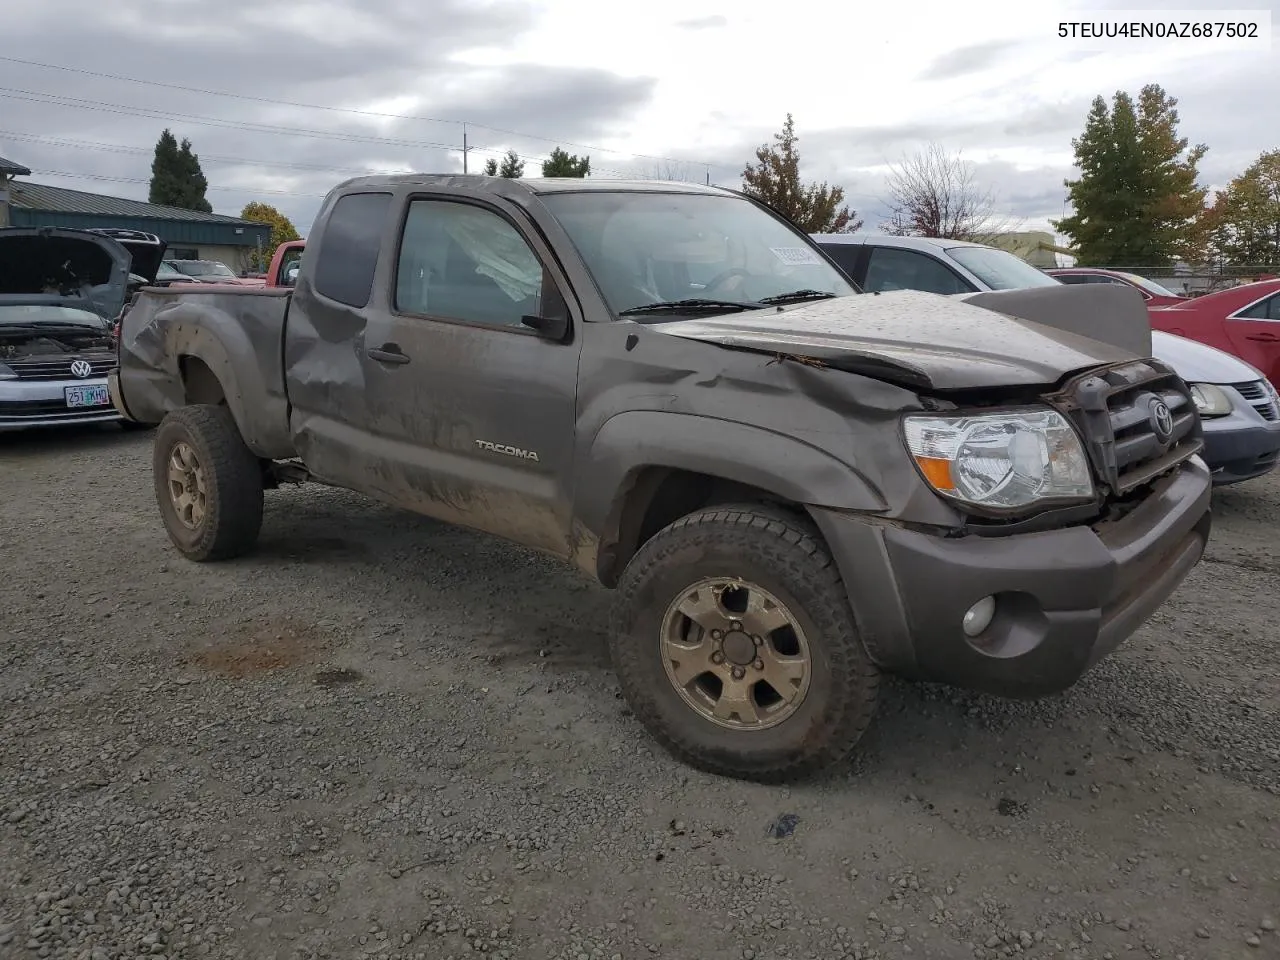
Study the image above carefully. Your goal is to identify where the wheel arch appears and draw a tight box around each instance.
[584,411,886,586]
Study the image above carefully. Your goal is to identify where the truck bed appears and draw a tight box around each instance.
[116,285,296,459]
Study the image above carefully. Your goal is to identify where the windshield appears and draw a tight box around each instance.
[539,191,856,314]
[156,262,185,280]
[945,245,1060,291]
[1116,271,1181,298]
[0,304,107,328]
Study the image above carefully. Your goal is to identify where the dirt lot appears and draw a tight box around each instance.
[1,425,1278,960]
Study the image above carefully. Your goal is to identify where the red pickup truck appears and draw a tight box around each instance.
[263,240,305,288]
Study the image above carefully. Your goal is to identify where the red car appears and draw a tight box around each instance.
[1148,279,1280,384]
[1045,267,1188,306]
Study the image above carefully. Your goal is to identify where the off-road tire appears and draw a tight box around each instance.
[609,503,880,782]
[153,404,263,562]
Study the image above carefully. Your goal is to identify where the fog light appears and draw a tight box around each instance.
[962,596,996,637]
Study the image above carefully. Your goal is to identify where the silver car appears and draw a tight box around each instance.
[813,233,1280,485]
[0,226,163,432]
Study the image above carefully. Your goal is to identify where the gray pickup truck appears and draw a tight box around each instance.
[113,175,1213,782]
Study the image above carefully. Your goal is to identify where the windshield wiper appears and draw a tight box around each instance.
[617,298,762,317]
[756,289,838,305]
[0,321,103,330]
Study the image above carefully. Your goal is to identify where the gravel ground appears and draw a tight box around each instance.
[1,424,1278,960]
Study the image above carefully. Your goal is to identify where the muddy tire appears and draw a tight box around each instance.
[153,404,263,562]
[609,503,880,782]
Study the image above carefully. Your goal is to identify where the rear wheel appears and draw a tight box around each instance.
[153,404,263,561]
[609,503,879,782]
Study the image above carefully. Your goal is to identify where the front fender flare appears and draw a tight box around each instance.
[579,410,887,565]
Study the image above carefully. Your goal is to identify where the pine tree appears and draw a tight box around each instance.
[541,147,590,178]
[741,114,859,233]
[482,150,526,178]
[1053,85,1206,267]
[498,149,525,178]
[148,129,212,212]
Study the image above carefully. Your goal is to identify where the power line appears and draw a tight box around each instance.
[26,169,327,199]
[0,90,646,179]
[0,54,721,171]
[0,130,409,176]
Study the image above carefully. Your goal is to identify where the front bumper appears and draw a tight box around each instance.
[1200,407,1280,485]
[810,458,1213,698]
[0,376,121,432]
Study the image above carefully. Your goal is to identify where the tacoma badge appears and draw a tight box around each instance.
[474,439,540,462]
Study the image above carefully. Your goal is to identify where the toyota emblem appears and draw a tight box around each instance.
[1149,397,1175,443]
[70,359,93,379]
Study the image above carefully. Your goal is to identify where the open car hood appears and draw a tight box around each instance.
[647,289,1134,391]
[0,225,154,320]
[84,228,166,284]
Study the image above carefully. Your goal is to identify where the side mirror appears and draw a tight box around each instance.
[521,312,570,341]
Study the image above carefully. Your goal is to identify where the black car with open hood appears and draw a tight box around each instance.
[0,225,165,320]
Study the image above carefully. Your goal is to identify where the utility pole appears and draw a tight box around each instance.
[462,123,469,174]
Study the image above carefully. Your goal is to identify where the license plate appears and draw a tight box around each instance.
[65,384,110,408]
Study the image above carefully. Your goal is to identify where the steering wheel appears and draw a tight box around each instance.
[699,267,752,296]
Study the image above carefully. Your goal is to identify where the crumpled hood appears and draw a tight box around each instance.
[647,290,1134,391]
[0,226,137,320]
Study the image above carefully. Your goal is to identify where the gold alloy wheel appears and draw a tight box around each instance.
[166,440,208,529]
[660,578,813,730]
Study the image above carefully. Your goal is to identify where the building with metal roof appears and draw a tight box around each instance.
[0,155,33,228]
[0,161,272,268]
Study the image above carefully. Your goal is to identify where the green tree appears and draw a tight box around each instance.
[541,147,590,178]
[483,149,526,178]
[1202,150,1280,266]
[1052,84,1206,267]
[148,129,212,213]
[239,201,301,271]
[741,114,860,233]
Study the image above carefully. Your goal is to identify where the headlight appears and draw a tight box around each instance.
[1188,383,1232,418]
[903,407,1094,511]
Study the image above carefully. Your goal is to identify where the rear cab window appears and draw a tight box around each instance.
[313,192,393,308]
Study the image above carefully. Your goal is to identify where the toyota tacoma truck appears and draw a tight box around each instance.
[112,175,1213,782]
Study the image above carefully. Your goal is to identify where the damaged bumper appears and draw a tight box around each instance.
[810,458,1213,697]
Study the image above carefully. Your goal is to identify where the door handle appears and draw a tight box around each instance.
[367,343,410,364]
[1245,332,1280,343]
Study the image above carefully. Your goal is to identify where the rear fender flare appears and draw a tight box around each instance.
[161,315,257,447]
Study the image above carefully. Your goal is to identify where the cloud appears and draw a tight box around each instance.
[918,40,1021,82]
[0,0,1275,237]
[674,15,728,29]
[0,0,659,229]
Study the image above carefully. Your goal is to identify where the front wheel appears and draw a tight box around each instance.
[609,504,880,782]
[153,404,264,561]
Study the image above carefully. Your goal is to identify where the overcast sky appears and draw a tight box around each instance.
[0,0,1275,237]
